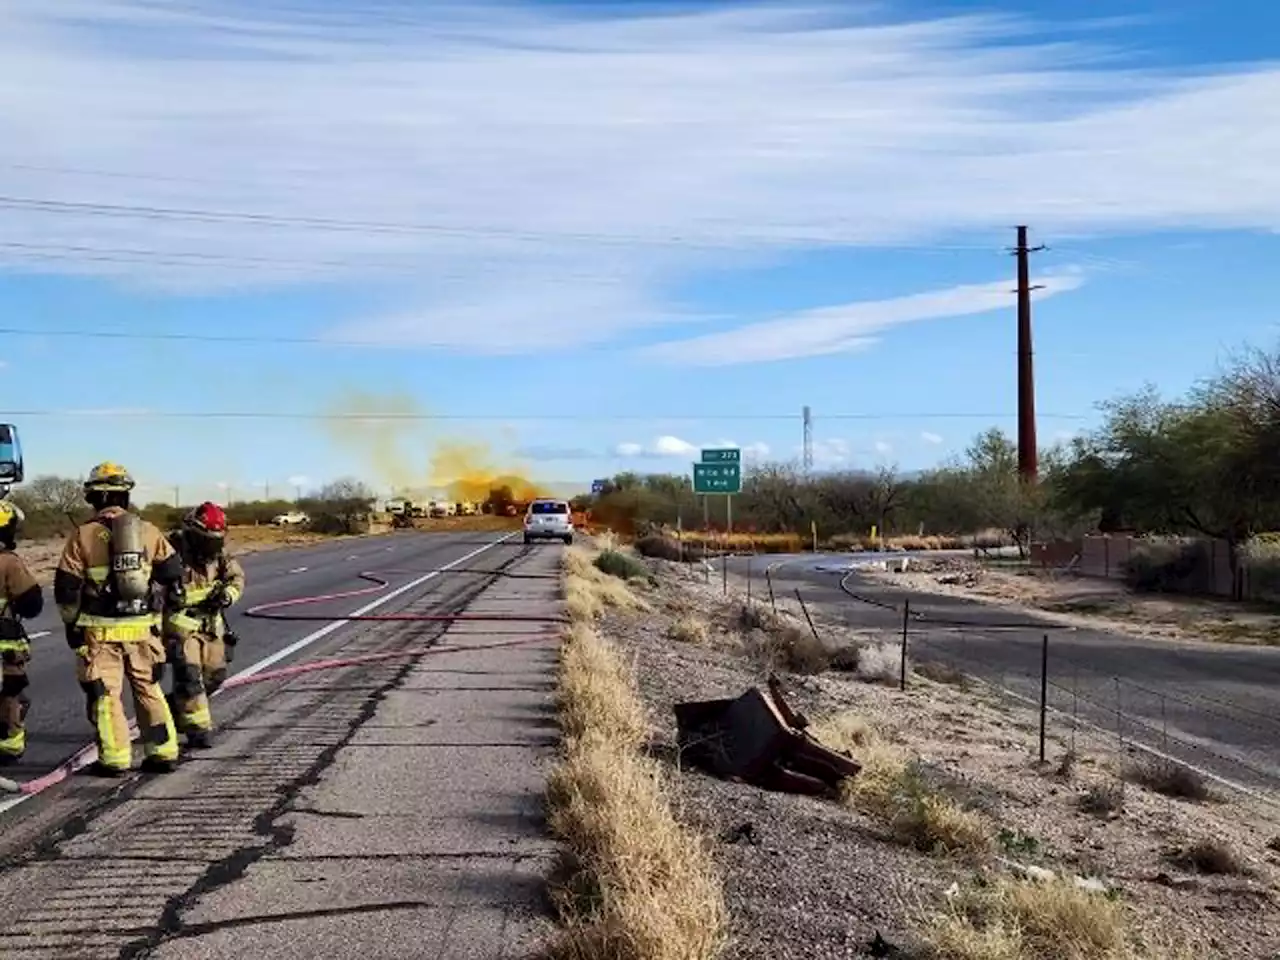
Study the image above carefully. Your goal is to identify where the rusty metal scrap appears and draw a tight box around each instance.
[673,677,861,797]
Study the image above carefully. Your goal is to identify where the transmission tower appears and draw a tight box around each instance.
[802,405,813,474]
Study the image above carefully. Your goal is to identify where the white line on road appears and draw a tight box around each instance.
[28,630,49,640]
[0,531,519,814]
[346,555,359,560]
[288,567,309,574]
[219,532,517,685]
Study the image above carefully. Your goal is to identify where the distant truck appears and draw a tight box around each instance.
[428,500,457,518]
[271,511,309,527]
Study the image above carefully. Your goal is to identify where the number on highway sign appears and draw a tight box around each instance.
[693,462,741,494]
[700,447,741,463]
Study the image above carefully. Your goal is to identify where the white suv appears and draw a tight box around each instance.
[523,499,574,545]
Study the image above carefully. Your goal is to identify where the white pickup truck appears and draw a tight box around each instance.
[271,510,310,527]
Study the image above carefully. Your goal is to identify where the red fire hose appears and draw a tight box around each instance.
[2,563,566,799]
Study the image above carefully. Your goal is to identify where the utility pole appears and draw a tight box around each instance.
[1013,226,1044,483]
[802,405,813,475]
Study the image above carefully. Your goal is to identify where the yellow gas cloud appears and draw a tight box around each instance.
[324,389,549,503]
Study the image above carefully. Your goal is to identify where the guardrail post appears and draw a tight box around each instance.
[766,565,776,613]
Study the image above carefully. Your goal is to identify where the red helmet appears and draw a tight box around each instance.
[184,502,228,541]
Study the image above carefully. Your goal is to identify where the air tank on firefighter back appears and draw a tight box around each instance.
[109,510,151,611]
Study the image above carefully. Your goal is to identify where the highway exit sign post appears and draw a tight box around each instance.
[693,448,742,534]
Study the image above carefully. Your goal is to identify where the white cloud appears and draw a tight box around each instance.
[615,436,769,460]
[652,435,698,457]
[809,438,852,467]
[1,3,1279,351]
[874,440,893,456]
[640,272,1083,365]
[921,431,944,444]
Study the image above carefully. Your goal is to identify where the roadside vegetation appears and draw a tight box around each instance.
[548,539,727,960]
[576,342,1280,596]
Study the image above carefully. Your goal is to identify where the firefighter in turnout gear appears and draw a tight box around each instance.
[0,500,44,765]
[53,462,186,776]
[164,502,244,749]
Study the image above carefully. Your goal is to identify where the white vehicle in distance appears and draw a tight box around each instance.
[271,510,309,527]
[523,499,574,545]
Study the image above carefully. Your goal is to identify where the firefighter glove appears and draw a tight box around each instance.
[64,623,85,651]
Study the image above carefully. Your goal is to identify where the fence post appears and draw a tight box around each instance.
[899,599,910,692]
[766,565,776,613]
[1039,633,1048,764]
[722,551,728,596]
[795,588,821,644]
[746,557,753,604]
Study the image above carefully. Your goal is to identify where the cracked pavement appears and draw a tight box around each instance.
[0,542,563,959]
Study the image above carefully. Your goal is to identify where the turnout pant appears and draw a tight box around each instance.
[169,632,227,734]
[76,637,179,771]
[0,645,29,761]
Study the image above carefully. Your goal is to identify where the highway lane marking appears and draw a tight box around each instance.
[0,531,519,814]
[288,567,309,574]
[28,630,50,640]
[219,531,518,684]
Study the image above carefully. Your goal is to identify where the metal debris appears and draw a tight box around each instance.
[674,676,861,797]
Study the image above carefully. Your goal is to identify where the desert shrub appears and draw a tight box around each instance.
[1124,538,1212,593]
[594,549,648,581]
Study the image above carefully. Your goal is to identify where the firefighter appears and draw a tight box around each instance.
[53,462,186,776]
[164,501,244,749]
[0,500,43,765]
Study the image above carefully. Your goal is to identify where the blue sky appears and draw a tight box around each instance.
[1,0,1278,503]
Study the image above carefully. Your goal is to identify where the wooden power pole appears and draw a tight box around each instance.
[1013,225,1044,483]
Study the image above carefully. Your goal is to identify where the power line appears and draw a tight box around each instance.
[0,193,1005,252]
[0,409,1090,422]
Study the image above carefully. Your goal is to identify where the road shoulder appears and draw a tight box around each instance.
[0,546,562,960]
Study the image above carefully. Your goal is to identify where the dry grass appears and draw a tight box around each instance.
[667,615,711,646]
[733,602,831,674]
[1122,760,1212,802]
[821,715,992,859]
[1164,838,1246,876]
[558,621,648,752]
[545,739,729,960]
[924,876,1134,960]
[565,545,650,621]
[548,541,728,960]
[808,712,877,756]
[641,530,1001,555]
[854,641,903,685]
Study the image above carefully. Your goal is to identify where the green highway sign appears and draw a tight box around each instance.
[700,447,741,463]
[693,462,741,494]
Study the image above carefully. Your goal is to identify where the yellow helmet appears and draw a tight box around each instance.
[84,461,136,494]
[0,500,17,529]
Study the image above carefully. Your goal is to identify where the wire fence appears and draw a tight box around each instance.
[696,550,1280,829]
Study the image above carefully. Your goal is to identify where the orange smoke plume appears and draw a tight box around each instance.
[324,389,550,503]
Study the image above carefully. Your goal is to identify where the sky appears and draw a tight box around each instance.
[1,0,1278,504]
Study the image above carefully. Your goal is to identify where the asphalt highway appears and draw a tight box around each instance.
[730,553,1280,795]
[8,529,517,783]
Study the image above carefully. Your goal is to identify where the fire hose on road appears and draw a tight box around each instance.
[1,561,566,799]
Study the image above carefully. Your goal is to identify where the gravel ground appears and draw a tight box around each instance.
[601,555,1280,959]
